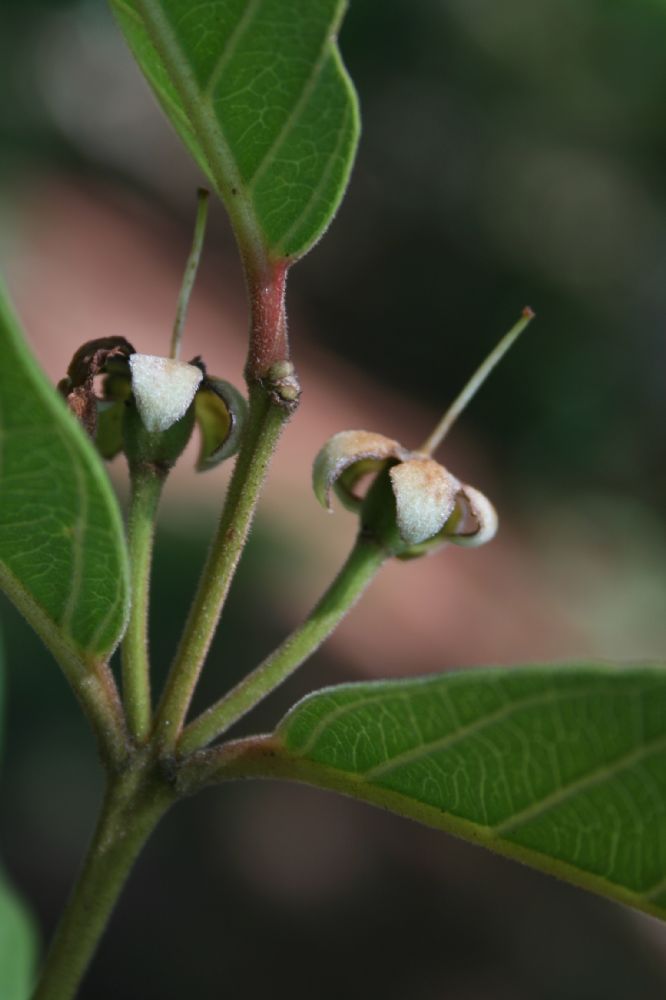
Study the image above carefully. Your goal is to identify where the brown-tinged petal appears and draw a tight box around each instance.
[313,430,409,511]
[447,484,498,547]
[389,457,460,545]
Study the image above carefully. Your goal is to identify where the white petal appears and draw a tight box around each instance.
[449,484,498,547]
[312,430,408,510]
[129,354,203,433]
[390,458,459,545]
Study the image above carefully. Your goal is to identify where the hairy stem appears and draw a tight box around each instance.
[154,383,291,752]
[121,467,165,743]
[31,768,173,1000]
[154,253,294,751]
[178,534,388,755]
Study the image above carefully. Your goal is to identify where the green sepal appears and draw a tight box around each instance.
[95,400,126,460]
[195,377,247,472]
[123,398,195,475]
[95,374,132,461]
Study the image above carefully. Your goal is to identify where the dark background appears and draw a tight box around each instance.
[2,0,666,997]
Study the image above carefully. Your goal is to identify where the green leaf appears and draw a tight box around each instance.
[0,628,38,1000]
[265,665,666,920]
[0,286,130,668]
[109,0,360,262]
[0,870,36,1000]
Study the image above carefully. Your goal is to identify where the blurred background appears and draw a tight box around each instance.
[2,0,666,996]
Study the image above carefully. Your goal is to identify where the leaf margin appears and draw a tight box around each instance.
[0,284,130,670]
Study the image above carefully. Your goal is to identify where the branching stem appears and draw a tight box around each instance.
[179,533,388,754]
[153,255,294,752]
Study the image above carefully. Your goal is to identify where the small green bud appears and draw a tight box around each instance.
[265,359,301,408]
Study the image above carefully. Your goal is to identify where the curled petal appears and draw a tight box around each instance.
[195,377,247,471]
[447,484,498,547]
[313,430,409,511]
[390,458,460,545]
[129,354,203,433]
[59,336,134,436]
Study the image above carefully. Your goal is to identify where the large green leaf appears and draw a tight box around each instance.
[0,628,37,1000]
[109,0,359,262]
[247,666,666,920]
[0,287,129,668]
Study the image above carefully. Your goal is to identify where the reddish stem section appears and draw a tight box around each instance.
[244,258,290,379]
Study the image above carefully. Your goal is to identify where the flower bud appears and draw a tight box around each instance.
[312,428,497,557]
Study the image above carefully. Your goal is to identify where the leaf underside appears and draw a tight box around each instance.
[0,288,129,666]
[110,0,360,262]
[269,665,666,920]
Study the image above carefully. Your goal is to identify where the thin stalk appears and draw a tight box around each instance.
[31,769,174,1000]
[153,383,290,751]
[419,307,534,456]
[178,534,388,755]
[169,188,209,361]
[121,468,165,743]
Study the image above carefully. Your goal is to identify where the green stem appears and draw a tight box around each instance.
[31,768,173,1000]
[154,383,290,752]
[121,468,165,743]
[419,307,534,455]
[178,534,388,755]
[170,188,209,361]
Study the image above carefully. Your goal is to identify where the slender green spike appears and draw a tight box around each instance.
[420,307,535,456]
[170,188,210,360]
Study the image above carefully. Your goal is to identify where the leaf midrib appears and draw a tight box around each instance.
[122,0,272,265]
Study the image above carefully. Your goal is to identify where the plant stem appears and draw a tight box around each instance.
[154,382,290,752]
[121,467,165,743]
[170,188,209,361]
[178,533,388,755]
[419,307,534,455]
[31,768,173,1000]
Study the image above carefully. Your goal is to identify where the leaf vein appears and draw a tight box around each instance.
[203,0,263,99]
[492,734,666,837]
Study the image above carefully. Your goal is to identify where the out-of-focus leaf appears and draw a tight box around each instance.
[0,630,37,1000]
[0,286,130,668]
[251,665,666,920]
[109,0,359,262]
[0,871,36,1000]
